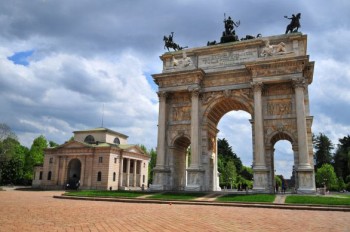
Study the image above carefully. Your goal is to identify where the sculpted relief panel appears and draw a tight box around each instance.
[172,106,191,121]
[267,99,292,115]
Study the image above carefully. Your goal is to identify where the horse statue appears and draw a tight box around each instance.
[285,13,301,34]
[163,32,186,52]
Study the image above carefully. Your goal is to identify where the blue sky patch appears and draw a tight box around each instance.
[7,50,34,66]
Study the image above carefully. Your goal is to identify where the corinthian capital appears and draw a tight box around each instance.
[251,82,263,92]
[292,78,307,89]
[157,91,168,101]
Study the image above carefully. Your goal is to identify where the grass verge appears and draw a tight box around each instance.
[216,194,275,203]
[63,190,151,198]
[285,195,350,206]
[147,192,206,200]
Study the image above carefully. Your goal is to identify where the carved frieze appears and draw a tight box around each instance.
[203,72,251,88]
[248,60,305,78]
[264,83,293,96]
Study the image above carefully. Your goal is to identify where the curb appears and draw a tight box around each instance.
[54,195,350,212]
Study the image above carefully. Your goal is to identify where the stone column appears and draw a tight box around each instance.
[156,91,167,169]
[189,88,200,168]
[293,79,312,169]
[126,158,130,187]
[119,157,124,188]
[251,82,266,168]
[133,160,137,187]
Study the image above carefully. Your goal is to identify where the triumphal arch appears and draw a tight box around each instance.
[151,33,315,193]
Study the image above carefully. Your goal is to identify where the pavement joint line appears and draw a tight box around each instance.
[54,195,350,212]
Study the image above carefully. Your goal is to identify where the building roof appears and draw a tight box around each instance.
[73,127,128,139]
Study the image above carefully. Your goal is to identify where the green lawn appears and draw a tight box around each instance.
[216,194,275,203]
[63,190,151,198]
[285,195,350,206]
[147,192,206,200]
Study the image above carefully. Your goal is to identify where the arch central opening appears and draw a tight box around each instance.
[205,97,253,191]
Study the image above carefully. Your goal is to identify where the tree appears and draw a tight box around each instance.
[315,164,337,189]
[24,135,48,180]
[148,148,157,185]
[0,123,17,141]
[333,135,350,181]
[218,138,242,174]
[49,141,59,147]
[313,133,334,169]
[221,160,237,188]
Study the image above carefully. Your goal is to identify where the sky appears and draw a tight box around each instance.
[1,0,350,178]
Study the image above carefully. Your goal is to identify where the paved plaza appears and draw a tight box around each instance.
[0,189,349,232]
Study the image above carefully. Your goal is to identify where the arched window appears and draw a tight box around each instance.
[97,171,102,181]
[113,137,120,145]
[113,172,116,182]
[47,171,52,180]
[84,135,95,144]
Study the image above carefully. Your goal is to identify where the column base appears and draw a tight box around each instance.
[252,167,269,192]
[149,168,171,191]
[186,168,205,191]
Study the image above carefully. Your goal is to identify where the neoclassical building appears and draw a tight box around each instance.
[32,127,150,190]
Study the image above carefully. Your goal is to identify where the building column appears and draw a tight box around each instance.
[251,82,268,192]
[126,158,130,187]
[252,82,266,169]
[189,88,200,168]
[133,160,137,187]
[155,91,167,169]
[293,78,312,169]
[119,157,124,187]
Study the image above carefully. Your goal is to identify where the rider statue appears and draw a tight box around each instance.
[285,13,301,34]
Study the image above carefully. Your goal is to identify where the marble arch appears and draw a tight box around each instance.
[151,33,316,193]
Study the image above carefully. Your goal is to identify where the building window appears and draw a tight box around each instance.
[98,157,103,163]
[143,175,145,183]
[47,171,52,180]
[114,157,117,164]
[97,171,102,181]
[113,172,116,182]
[39,171,43,180]
[113,137,120,145]
[84,135,95,144]
[49,157,53,164]
[143,162,146,168]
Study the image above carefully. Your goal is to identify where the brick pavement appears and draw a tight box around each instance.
[0,189,349,232]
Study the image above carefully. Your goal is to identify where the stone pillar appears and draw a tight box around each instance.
[155,91,167,168]
[252,82,266,168]
[133,160,137,187]
[126,158,130,187]
[293,79,312,169]
[190,88,200,168]
[293,78,315,193]
[251,82,268,192]
[119,157,124,188]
